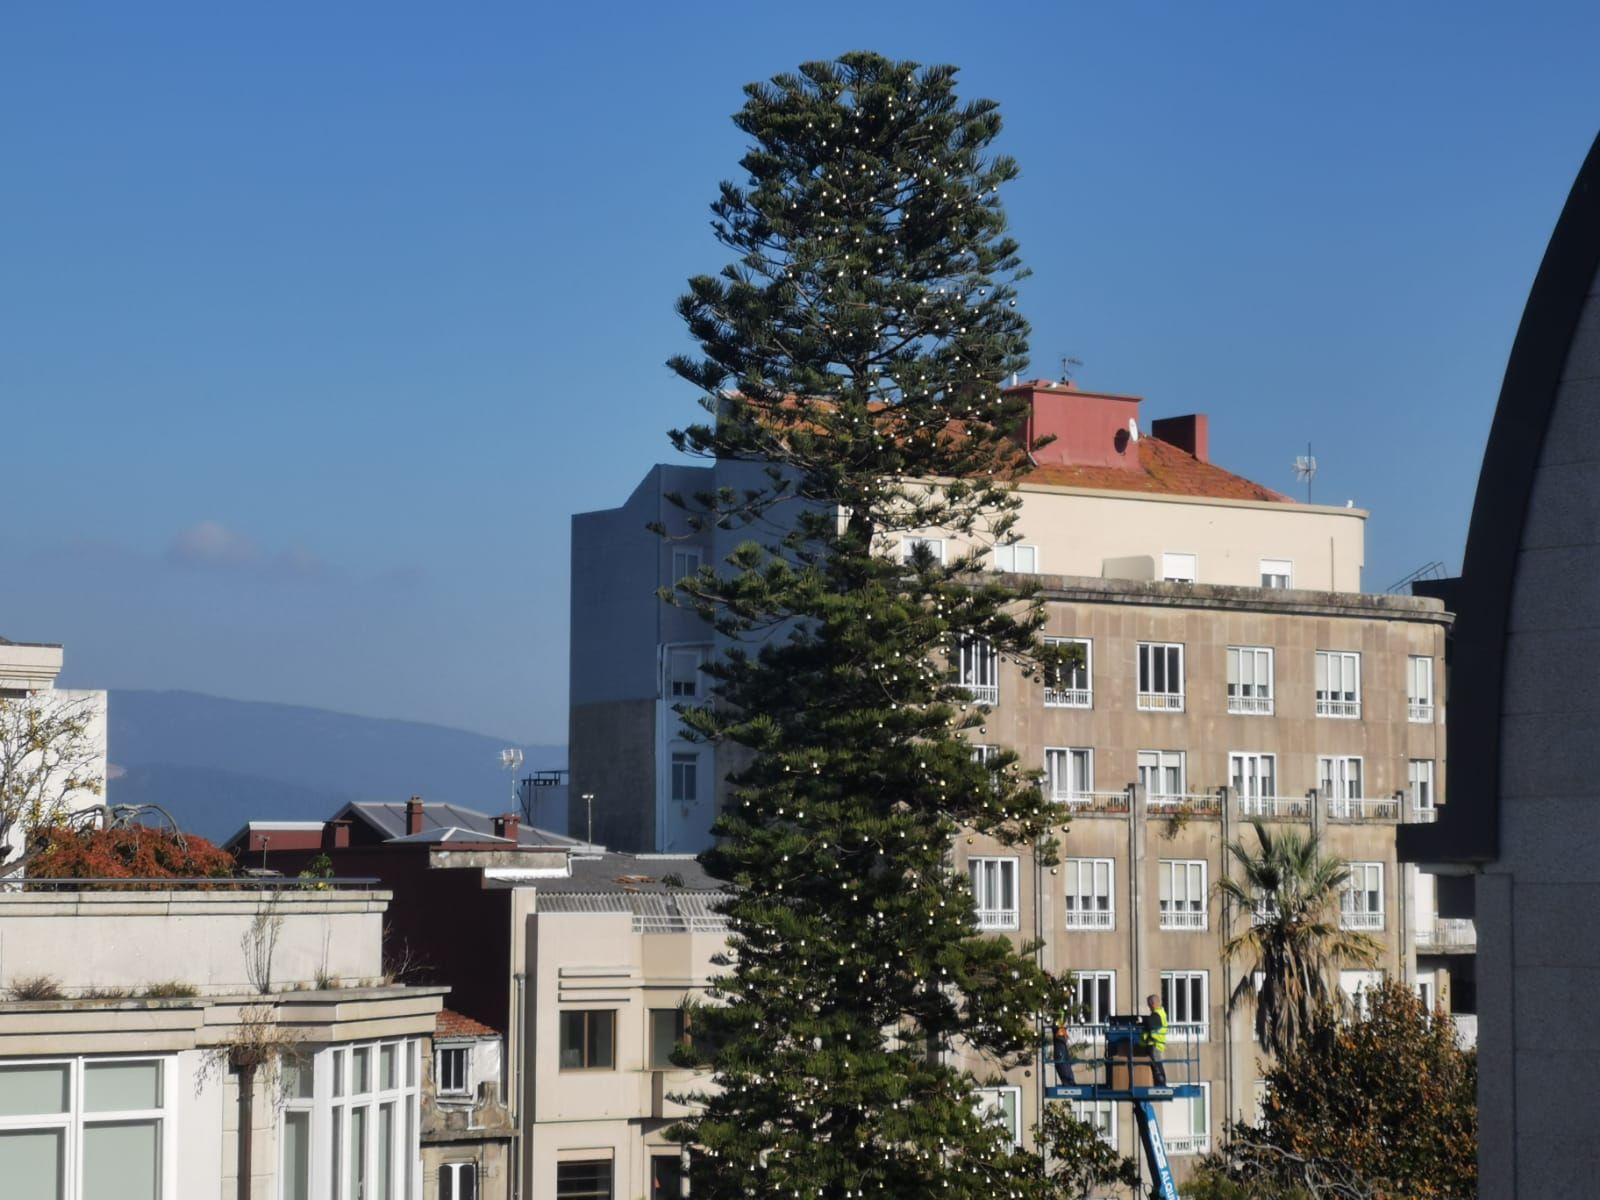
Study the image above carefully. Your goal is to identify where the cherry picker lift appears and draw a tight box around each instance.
[1044,1015,1203,1200]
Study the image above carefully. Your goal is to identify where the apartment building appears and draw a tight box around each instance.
[571,380,1456,1180]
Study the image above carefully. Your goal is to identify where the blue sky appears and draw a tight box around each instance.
[3,2,1596,743]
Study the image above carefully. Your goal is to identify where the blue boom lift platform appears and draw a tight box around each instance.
[1043,1016,1202,1200]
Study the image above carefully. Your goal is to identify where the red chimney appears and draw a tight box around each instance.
[405,795,425,836]
[322,819,351,850]
[493,813,520,843]
[1005,379,1144,471]
[1150,414,1209,463]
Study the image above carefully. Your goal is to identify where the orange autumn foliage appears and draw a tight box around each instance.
[28,824,235,883]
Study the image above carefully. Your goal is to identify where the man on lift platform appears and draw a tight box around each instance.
[1140,993,1168,1087]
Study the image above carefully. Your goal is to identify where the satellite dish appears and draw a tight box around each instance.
[1128,418,1139,443]
[1293,443,1318,504]
[499,748,524,771]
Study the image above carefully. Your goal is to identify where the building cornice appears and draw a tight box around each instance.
[1031,574,1452,625]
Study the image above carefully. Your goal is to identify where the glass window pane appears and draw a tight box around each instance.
[0,1128,63,1200]
[282,1111,311,1200]
[331,1107,344,1200]
[281,1058,314,1101]
[0,1064,69,1117]
[349,1106,368,1200]
[379,1102,395,1200]
[381,1044,397,1090]
[591,1013,614,1069]
[86,1061,162,1113]
[353,1048,371,1094]
[332,1049,345,1098]
[84,1120,160,1200]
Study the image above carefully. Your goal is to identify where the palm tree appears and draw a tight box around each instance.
[1219,820,1381,1060]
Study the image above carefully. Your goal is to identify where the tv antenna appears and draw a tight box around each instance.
[1293,443,1318,504]
[1059,354,1083,383]
[499,748,524,821]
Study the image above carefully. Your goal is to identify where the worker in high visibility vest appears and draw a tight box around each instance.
[1140,993,1168,1087]
[1052,1000,1077,1086]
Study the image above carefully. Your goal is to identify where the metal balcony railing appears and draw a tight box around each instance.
[1159,905,1207,931]
[1168,1021,1209,1043]
[1043,686,1092,708]
[1063,906,1114,930]
[1327,796,1400,821]
[961,683,999,705]
[1053,790,1131,815]
[1408,804,1439,824]
[1316,697,1362,718]
[1147,793,1223,818]
[1137,691,1185,712]
[1227,693,1275,715]
[1165,1132,1212,1156]
[1340,909,1384,931]
[975,907,1020,930]
[1238,794,1310,819]
[1417,917,1477,950]
[1409,702,1435,723]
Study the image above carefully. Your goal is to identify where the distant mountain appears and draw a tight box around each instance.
[107,690,564,842]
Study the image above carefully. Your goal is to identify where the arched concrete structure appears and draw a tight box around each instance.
[1401,132,1600,1195]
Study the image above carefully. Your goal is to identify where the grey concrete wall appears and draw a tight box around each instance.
[568,699,657,851]
[1485,265,1600,1196]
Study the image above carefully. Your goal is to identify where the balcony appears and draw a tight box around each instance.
[1417,917,1477,952]
[1409,702,1435,723]
[1168,1021,1209,1043]
[1137,691,1185,713]
[1408,804,1439,824]
[1044,686,1092,708]
[1340,909,1384,931]
[1159,905,1207,932]
[1165,1133,1212,1156]
[1052,790,1131,815]
[1063,906,1114,931]
[1227,693,1275,716]
[1327,795,1400,821]
[1147,793,1223,819]
[975,907,1020,930]
[1316,697,1362,718]
[1238,794,1310,820]
[961,683,999,706]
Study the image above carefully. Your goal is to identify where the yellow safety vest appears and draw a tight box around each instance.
[1142,1006,1168,1052]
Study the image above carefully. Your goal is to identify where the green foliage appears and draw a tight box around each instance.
[1033,1104,1140,1196]
[1218,821,1381,1061]
[1203,980,1476,1199]
[663,52,1078,1198]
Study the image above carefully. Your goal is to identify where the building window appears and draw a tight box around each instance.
[441,1161,479,1200]
[435,1046,470,1096]
[1161,552,1197,583]
[1162,1083,1211,1155]
[1315,650,1362,718]
[958,636,999,705]
[1260,559,1292,589]
[1063,859,1114,930]
[667,646,708,699]
[1341,863,1384,930]
[992,543,1038,574]
[1339,970,1383,1019]
[670,752,699,806]
[1158,861,1207,930]
[649,1009,688,1070]
[969,857,1019,930]
[1230,752,1278,813]
[0,1057,173,1200]
[1252,1078,1271,1124]
[1416,972,1437,1014]
[1045,747,1094,804]
[1408,759,1436,821]
[1136,643,1184,711]
[1071,971,1116,1028]
[557,1160,614,1200]
[901,536,945,565]
[1319,756,1365,818]
[559,1011,616,1070]
[1043,637,1091,708]
[1138,750,1186,806]
[284,1038,421,1200]
[1226,646,1274,715]
[1408,656,1435,722]
[670,548,702,586]
[973,1086,1022,1148]
[1161,971,1209,1041]
[1072,1099,1117,1149]
[650,1153,685,1199]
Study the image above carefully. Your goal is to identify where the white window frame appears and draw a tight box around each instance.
[1230,752,1278,813]
[1162,552,1198,583]
[1226,646,1274,715]
[958,636,999,705]
[284,1038,422,1200]
[1408,759,1436,821]
[1260,559,1292,589]
[991,543,1039,574]
[1045,747,1094,804]
[435,1045,471,1098]
[1072,1099,1117,1149]
[968,856,1020,930]
[1408,656,1435,723]
[1161,970,1210,1042]
[1158,860,1207,930]
[901,536,945,565]
[1319,755,1365,818]
[1162,1082,1211,1155]
[670,547,702,585]
[1063,858,1114,930]
[1340,970,1384,1019]
[669,751,699,806]
[1070,971,1116,1033]
[1136,643,1185,711]
[973,1086,1023,1148]
[1043,637,1092,708]
[556,1159,615,1200]
[1341,862,1384,930]
[440,1160,478,1200]
[1416,972,1437,1014]
[1315,650,1362,718]
[1138,750,1186,804]
[665,644,709,700]
[0,1055,178,1200]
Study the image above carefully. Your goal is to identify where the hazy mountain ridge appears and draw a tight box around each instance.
[107,690,563,841]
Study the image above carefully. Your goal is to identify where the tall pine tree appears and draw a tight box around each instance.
[666,53,1074,1198]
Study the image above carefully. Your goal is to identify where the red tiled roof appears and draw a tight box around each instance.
[436,1008,498,1039]
[1022,437,1292,503]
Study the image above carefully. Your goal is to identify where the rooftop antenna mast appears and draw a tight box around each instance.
[1059,354,1083,383]
[499,748,524,823]
[1293,443,1318,504]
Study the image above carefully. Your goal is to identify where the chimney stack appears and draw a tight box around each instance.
[405,795,425,836]
[1150,414,1209,463]
[322,819,351,850]
[493,813,521,843]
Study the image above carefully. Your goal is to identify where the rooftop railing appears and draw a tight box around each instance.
[8,875,382,892]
